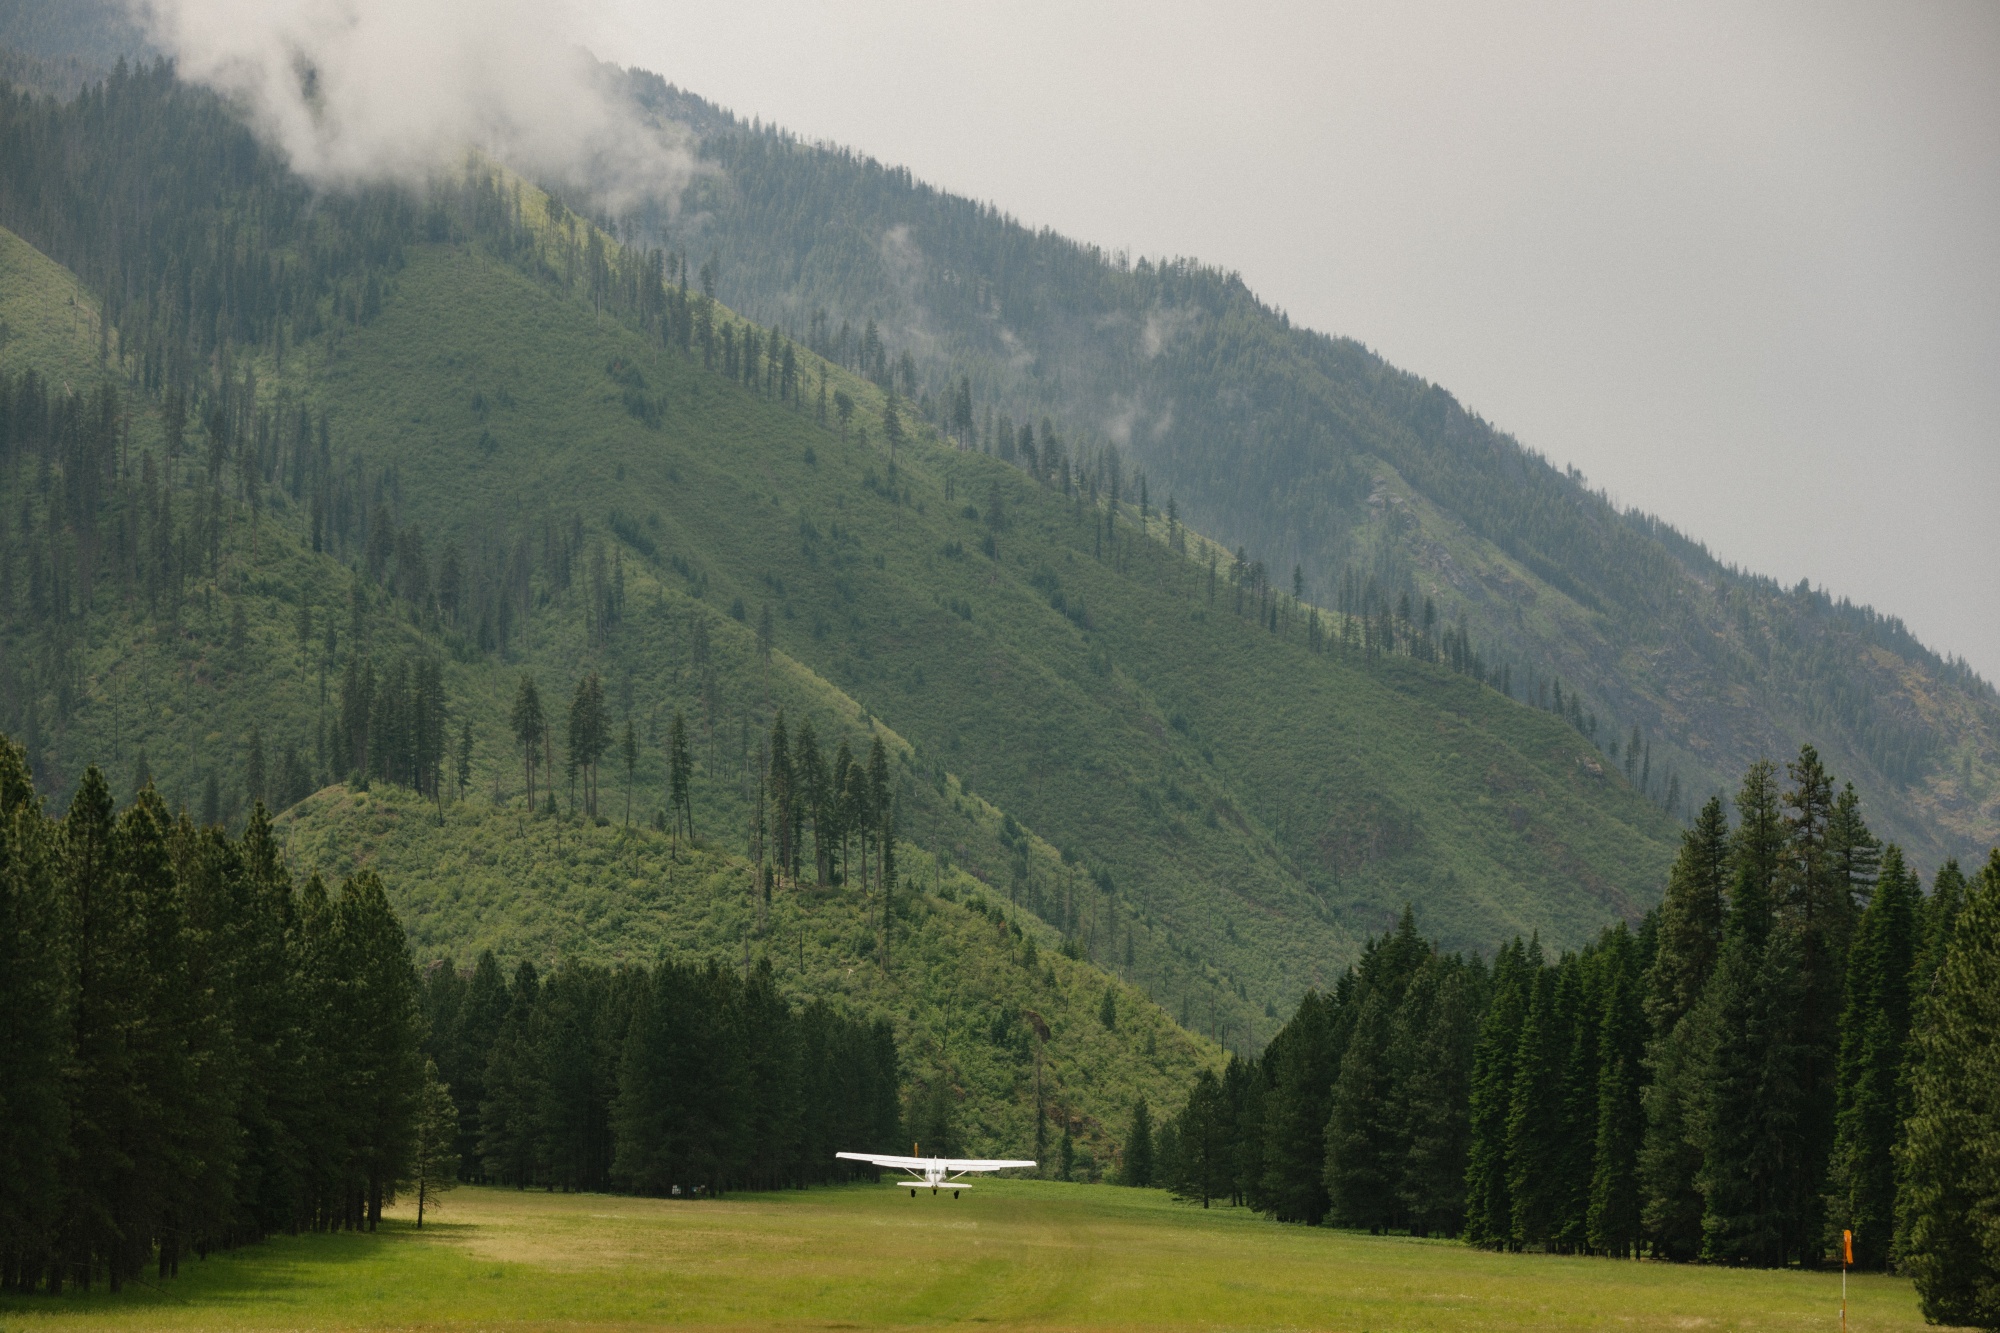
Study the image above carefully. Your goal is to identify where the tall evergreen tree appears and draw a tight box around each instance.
[1779,744,1849,1258]
[1325,988,1401,1230]
[1171,1069,1233,1208]
[449,951,508,1180]
[0,737,64,1288]
[1397,955,1482,1237]
[410,1059,459,1228]
[1914,858,1967,1001]
[1505,956,1567,1249]
[668,709,694,850]
[481,961,545,1187]
[1895,849,2000,1326]
[795,722,828,886]
[1465,938,1534,1248]
[567,673,609,818]
[767,713,794,884]
[56,765,142,1289]
[1640,796,1730,1260]
[1646,796,1730,1034]
[621,720,637,828]
[1121,1099,1154,1187]
[1830,843,1917,1268]
[510,675,544,810]
[1588,937,1646,1256]
[334,872,424,1228]
[1260,989,1340,1223]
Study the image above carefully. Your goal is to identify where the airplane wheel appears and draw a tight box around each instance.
[954,1191,961,1199]
[909,1188,916,1197]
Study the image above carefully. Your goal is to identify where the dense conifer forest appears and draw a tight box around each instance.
[1153,746,2000,1323]
[421,948,902,1196]
[0,732,906,1293]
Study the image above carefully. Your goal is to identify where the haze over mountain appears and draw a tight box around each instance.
[1,1,1991,989]
[59,0,1991,870]
[0,41,1695,1112]
[590,0,2000,689]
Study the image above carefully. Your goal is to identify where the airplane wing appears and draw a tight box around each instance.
[834,1152,1036,1173]
[835,1152,930,1170]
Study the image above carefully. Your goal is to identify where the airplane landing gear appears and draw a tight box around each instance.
[954,1190,961,1199]
[909,1188,916,1197]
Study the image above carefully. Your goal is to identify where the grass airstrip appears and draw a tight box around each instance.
[0,1182,1941,1332]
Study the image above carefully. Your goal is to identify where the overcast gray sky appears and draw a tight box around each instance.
[588,0,2000,682]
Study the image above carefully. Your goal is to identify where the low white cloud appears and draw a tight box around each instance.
[126,0,692,209]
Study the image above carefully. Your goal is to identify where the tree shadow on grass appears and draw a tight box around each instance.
[0,1220,472,1320]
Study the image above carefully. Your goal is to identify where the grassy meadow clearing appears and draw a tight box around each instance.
[0,1182,1941,1332]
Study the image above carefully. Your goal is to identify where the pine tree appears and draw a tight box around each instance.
[621,719,637,828]
[767,713,793,884]
[1829,843,1916,1268]
[1640,795,1730,1259]
[1914,858,1967,1000]
[1398,956,1482,1237]
[510,675,544,810]
[1646,796,1730,1034]
[244,725,266,806]
[481,961,545,1187]
[1172,1069,1232,1208]
[1779,744,1848,1257]
[1465,938,1534,1248]
[1325,988,1401,1230]
[450,951,508,1180]
[567,673,609,819]
[1895,849,2000,1326]
[1553,954,1603,1253]
[1506,957,1567,1249]
[410,1059,459,1227]
[57,764,143,1288]
[335,871,424,1228]
[668,709,694,851]
[795,722,828,886]
[1692,912,1810,1266]
[1683,760,1792,1265]
[1121,1099,1154,1187]
[1260,989,1340,1223]
[0,736,64,1287]
[882,391,905,454]
[1588,940,1646,1256]
[1827,782,1881,907]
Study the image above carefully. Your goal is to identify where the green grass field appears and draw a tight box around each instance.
[0,1183,1939,1331]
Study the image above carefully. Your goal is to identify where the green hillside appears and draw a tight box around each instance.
[0,223,104,384]
[280,785,1211,1167]
[618,74,2000,871]
[0,66,1678,1074]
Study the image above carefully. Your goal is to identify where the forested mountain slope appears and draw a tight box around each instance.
[0,169,1218,1162]
[610,72,2000,871]
[0,64,1679,1058]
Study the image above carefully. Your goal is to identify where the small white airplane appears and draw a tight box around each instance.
[836,1148,1036,1197]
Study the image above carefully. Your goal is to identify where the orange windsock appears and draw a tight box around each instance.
[1843,1230,1853,1266]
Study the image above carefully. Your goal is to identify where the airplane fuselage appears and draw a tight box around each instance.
[903,1158,964,1194]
